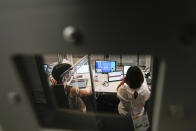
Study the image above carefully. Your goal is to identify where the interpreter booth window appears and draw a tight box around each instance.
[13,54,154,131]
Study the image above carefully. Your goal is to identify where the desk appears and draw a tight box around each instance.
[72,73,93,96]
[75,72,120,113]
[75,71,149,94]
[93,73,120,93]
[74,72,120,93]
[93,74,120,113]
[93,71,149,93]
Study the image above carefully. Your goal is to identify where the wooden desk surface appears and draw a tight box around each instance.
[75,72,148,94]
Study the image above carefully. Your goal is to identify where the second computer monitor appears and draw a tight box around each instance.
[43,64,48,72]
[95,61,116,73]
[108,71,124,82]
[123,65,131,75]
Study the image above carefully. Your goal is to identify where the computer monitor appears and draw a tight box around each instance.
[76,65,89,74]
[123,65,131,75]
[43,64,48,72]
[48,64,55,73]
[95,61,116,73]
[108,71,124,82]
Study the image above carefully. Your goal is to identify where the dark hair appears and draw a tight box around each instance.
[52,63,71,83]
[125,66,144,99]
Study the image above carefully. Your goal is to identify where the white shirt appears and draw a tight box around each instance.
[117,82,150,119]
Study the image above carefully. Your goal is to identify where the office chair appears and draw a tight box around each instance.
[52,85,69,109]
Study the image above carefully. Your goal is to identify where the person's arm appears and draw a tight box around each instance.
[116,76,126,91]
[70,87,92,98]
[79,88,92,97]
[117,85,129,102]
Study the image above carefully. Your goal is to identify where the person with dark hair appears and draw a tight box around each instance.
[50,63,92,112]
[51,63,72,84]
[116,66,150,120]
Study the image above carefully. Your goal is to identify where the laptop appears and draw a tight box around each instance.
[69,79,88,88]
[108,71,124,82]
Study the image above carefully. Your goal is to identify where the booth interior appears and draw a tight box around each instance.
[43,54,153,114]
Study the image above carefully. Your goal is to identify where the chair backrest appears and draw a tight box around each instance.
[52,84,69,109]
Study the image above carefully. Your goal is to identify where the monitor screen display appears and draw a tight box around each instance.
[95,61,116,73]
[43,64,48,72]
[76,65,89,74]
[48,64,55,73]
[108,71,124,82]
[124,65,131,75]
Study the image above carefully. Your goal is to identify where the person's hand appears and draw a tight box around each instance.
[121,76,126,85]
[50,77,57,85]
